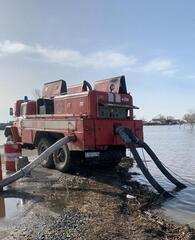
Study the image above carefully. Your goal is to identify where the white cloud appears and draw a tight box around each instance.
[0,40,180,77]
[35,47,137,69]
[0,40,30,54]
[0,40,137,69]
[35,46,83,67]
[84,52,137,68]
[142,58,176,74]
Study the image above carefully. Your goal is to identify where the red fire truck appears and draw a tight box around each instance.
[5,76,143,172]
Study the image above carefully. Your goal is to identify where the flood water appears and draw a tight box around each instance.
[134,125,195,227]
[0,126,195,227]
[0,131,30,222]
[0,197,26,221]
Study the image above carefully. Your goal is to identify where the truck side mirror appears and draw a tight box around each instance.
[9,107,13,116]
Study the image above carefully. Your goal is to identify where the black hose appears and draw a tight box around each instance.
[140,141,186,189]
[129,145,173,198]
[116,126,186,197]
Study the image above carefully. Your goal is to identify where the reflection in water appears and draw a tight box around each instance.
[0,197,5,218]
[0,196,27,220]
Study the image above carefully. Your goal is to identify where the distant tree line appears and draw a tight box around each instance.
[144,111,195,126]
[144,114,184,125]
[183,111,195,124]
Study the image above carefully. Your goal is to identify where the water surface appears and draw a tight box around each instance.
[0,197,26,221]
[134,125,195,227]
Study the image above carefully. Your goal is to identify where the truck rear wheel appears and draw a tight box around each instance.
[37,138,55,169]
[53,144,71,173]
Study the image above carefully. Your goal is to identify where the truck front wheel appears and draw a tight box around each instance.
[53,144,71,173]
[37,138,55,169]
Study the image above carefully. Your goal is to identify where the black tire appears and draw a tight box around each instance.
[53,144,71,173]
[37,138,55,168]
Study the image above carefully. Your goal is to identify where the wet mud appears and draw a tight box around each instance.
[0,158,194,240]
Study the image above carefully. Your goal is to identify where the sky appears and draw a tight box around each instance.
[0,0,195,122]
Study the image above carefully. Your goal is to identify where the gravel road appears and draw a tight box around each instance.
[0,159,194,240]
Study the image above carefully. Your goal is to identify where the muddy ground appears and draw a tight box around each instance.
[0,156,195,240]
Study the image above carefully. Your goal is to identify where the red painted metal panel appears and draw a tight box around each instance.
[94,119,143,147]
[94,119,115,146]
[14,100,24,117]
[21,117,85,151]
[83,119,95,149]
[68,84,84,94]
[68,118,84,150]
[54,92,89,116]
[134,120,144,140]
[27,101,37,115]
[11,126,22,143]
[42,80,67,98]
[22,129,34,144]
[94,75,127,94]
[4,143,22,172]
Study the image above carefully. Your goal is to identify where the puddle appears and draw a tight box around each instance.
[0,197,28,221]
[0,159,28,221]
